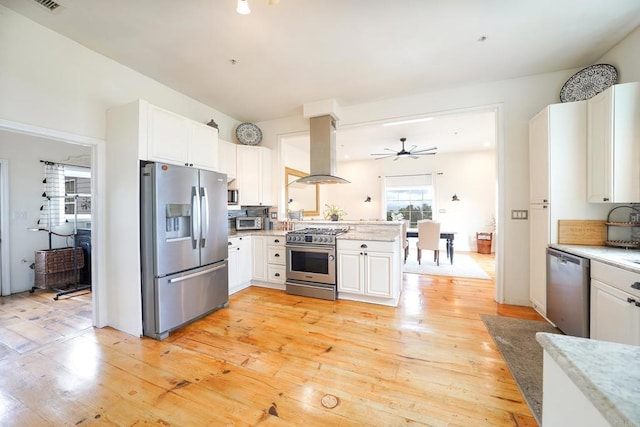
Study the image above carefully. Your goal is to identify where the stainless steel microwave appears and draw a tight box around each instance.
[236,216,262,230]
[228,189,239,205]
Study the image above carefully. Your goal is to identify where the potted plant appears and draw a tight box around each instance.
[323,204,346,221]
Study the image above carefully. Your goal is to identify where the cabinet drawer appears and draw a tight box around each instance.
[268,265,286,284]
[267,235,285,246]
[591,260,640,298]
[268,246,286,265]
[337,239,394,253]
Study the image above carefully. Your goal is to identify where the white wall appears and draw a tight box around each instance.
[598,26,640,83]
[0,5,240,142]
[321,150,496,252]
[0,131,91,292]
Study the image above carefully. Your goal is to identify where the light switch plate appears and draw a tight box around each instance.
[511,210,528,220]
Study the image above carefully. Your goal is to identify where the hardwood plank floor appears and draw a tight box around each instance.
[0,252,543,426]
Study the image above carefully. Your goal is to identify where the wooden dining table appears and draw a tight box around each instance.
[406,229,456,264]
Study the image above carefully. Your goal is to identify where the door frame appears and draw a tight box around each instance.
[0,158,9,296]
[0,118,107,328]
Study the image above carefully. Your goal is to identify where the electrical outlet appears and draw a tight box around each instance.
[511,210,528,220]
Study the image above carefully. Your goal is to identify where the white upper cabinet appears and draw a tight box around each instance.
[138,100,219,171]
[587,82,640,203]
[187,121,219,171]
[218,139,237,181]
[147,103,219,170]
[236,145,272,206]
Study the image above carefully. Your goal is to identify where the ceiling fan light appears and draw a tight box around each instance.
[237,0,250,15]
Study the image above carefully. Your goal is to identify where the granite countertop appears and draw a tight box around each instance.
[536,332,640,426]
[338,231,399,242]
[549,244,640,274]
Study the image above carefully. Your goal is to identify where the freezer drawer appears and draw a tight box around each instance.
[143,261,228,339]
[546,248,590,338]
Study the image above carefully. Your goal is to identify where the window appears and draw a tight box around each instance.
[384,174,433,227]
[63,166,91,219]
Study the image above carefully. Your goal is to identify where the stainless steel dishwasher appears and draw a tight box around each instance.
[546,248,590,338]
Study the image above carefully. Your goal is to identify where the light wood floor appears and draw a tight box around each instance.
[0,252,543,426]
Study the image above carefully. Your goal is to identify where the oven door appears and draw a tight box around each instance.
[285,244,335,285]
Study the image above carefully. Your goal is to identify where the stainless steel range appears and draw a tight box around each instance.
[285,227,348,300]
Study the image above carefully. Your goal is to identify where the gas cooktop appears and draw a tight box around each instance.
[286,227,349,245]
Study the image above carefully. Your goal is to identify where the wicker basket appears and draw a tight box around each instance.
[476,232,493,254]
[34,247,84,274]
[34,270,79,288]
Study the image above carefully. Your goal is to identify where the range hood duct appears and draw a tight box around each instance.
[294,115,350,184]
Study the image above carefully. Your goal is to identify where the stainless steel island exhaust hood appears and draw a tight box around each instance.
[294,115,350,184]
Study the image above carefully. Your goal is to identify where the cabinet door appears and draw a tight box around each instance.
[337,250,363,294]
[228,241,240,290]
[188,122,218,171]
[237,236,252,284]
[251,236,267,281]
[365,252,393,297]
[587,89,613,202]
[529,108,549,203]
[591,279,640,345]
[237,146,263,205]
[148,106,189,165]
[218,139,237,179]
[529,204,549,316]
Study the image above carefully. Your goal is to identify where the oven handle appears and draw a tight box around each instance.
[286,244,335,252]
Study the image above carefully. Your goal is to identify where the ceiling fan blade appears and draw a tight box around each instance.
[410,146,438,154]
[393,156,400,161]
[409,155,420,159]
[373,154,397,160]
[408,145,417,152]
[412,152,437,156]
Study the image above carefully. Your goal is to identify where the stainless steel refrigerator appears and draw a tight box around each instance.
[140,162,228,339]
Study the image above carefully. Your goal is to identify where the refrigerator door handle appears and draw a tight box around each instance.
[168,263,226,283]
[191,186,201,249]
[201,186,209,248]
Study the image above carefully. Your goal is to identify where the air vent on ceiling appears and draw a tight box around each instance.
[33,0,61,11]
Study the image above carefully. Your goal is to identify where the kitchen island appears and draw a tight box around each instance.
[229,221,404,305]
[536,332,640,427]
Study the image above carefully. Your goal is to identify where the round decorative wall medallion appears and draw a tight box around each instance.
[559,64,618,103]
[235,123,263,145]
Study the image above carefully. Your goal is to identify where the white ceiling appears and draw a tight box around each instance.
[2,0,639,158]
[283,109,496,159]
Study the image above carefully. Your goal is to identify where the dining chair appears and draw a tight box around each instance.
[401,220,409,263]
[417,220,441,265]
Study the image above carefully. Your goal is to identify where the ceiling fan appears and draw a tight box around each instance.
[370,138,437,160]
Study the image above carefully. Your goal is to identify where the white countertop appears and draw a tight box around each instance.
[536,332,640,427]
[228,230,286,237]
[549,244,640,274]
[338,231,399,242]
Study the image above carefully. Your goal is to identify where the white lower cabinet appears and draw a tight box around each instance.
[251,235,267,281]
[266,236,286,285]
[590,261,640,346]
[337,238,400,305]
[228,236,251,294]
[541,351,609,427]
